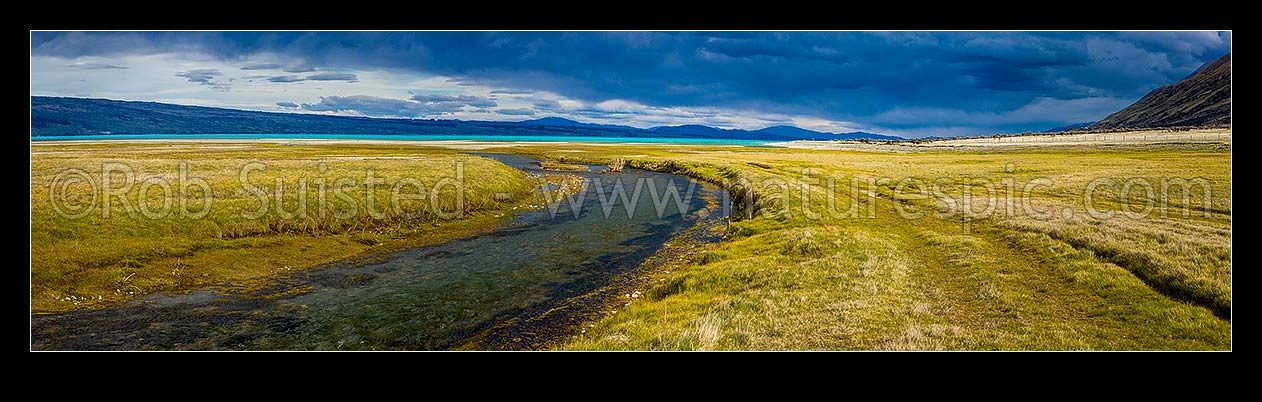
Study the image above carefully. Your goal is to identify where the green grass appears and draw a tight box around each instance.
[31,142,538,312]
[494,142,1233,350]
[30,139,1232,350]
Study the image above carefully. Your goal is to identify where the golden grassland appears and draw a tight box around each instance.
[480,135,1230,350]
[30,142,540,312]
[30,130,1232,350]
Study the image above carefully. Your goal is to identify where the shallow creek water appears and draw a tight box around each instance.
[31,153,728,350]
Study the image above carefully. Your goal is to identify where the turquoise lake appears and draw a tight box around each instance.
[30,133,778,146]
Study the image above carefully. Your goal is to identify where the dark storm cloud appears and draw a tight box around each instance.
[174,68,230,91]
[305,72,358,82]
[32,31,1231,135]
[532,99,562,110]
[175,69,221,84]
[283,65,317,73]
[241,63,282,70]
[268,75,304,83]
[495,108,535,116]
[489,89,534,95]
[275,101,299,108]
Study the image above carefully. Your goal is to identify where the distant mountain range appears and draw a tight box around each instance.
[1090,53,1231,130]
[29,97,902,141]
[1044,122,1095,132]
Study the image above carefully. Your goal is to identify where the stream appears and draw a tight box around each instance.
[30,153,728,350]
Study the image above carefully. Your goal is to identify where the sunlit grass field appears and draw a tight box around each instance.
[517,139,1232,350]
[31,142,536,312]
[30,134,1231,350]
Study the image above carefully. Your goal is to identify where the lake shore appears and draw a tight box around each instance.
[31,134,779,148]
[770,127,1231,152]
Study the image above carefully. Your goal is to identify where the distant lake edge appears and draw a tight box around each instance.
[30,133,780,147]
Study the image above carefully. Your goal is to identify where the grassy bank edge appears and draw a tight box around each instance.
[31,148,563,313]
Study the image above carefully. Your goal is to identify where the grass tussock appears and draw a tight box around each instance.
[1000,215,1231,318]
[538,161,589,172]
[604,158,627,173]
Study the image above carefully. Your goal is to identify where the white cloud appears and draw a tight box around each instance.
[593,99,643,113]
[556,99,585,110]
[30,52,869,134]
[787,116,862,133]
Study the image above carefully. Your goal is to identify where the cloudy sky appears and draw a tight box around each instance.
[30,31,1230,137]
